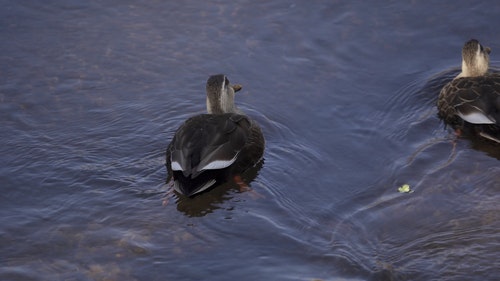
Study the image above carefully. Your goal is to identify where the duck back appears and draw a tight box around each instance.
[438,75,500,142]
[166,113,264,196]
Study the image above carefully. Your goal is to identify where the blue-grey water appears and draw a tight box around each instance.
[1,1,499,280]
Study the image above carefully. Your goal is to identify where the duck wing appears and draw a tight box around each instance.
[440,76,500,125]
[168,113,251,179]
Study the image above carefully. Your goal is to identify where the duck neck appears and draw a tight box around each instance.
[206,97,240,114]
[457,55,489,78]
[457,62,479,78]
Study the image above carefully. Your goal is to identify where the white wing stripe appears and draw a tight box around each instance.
[458,111,495,124]
[171,161,183,171]
[200,153,239,170]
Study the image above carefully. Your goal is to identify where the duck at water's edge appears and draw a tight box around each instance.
[437,39,500,143]
[166,74,265,197]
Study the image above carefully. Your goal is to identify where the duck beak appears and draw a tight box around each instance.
[485,46,491,54]
[232,84,243,92]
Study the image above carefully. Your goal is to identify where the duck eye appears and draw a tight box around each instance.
[480,45,484,51]
[224,77,230,87]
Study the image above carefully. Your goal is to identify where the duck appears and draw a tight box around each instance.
[166,74,265,197]
[437,39,500,144]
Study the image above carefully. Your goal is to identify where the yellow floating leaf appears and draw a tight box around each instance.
[398,184,413,193]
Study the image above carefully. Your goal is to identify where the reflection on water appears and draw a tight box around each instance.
[1,1,499,280]
[173,160,264,217]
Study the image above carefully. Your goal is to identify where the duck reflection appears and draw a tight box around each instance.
[173,160,263,217]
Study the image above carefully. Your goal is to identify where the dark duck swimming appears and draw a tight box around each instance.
[166,74,265,197]
[437,39,500,144]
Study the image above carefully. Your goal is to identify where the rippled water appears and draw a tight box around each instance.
[1,1,499,280]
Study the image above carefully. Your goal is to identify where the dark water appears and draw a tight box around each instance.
[1,1,499,280]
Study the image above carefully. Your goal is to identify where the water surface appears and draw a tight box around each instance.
[1,1,499,280]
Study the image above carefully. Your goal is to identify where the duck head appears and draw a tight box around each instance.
[206,74,243,114]
[458,39,491,78]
